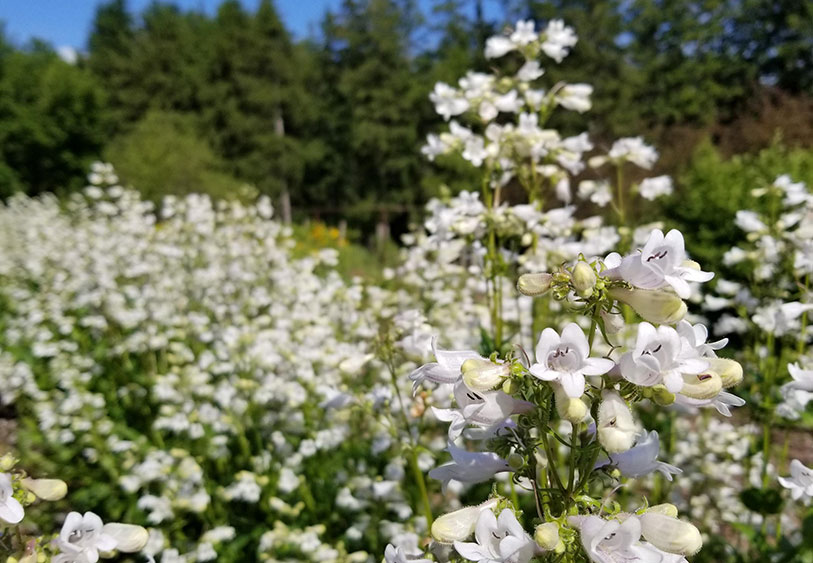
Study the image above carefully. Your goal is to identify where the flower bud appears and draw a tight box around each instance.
[598,390,637,454]
[21,478,67,501]
[571,262,597,298]
[554,384,589,423]
[534,522,561,551]
[102,523,150,553]
[461,359,510,391]
[679,371,722,400]
[651,385,675,406]
[588,156,608,168]
[502,378,519,394]
[600,310,625,334]
[608,287,687,325]
[431,499,499,543]
[517,273,553,297]
[0,454,16,472]
[507,453,525,470]
[707,358,743,388]
[647,503,679,518]
[639,512,702,555]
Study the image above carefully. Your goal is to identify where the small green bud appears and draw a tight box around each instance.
[571,262,597,298]
[0,454,16,472]
[534,522,561,551]
[502,378,519,394]
[651,385,675,406]
[507,453,524,471]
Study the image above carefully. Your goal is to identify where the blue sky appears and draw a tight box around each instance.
[0,1,503,51]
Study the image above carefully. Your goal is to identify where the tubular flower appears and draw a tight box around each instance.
[432,382,532,440]
[570,515,662,563]
[779,459,813,502]
[384,544,433,563]
[597,390,638,454]
[638,512,702,556]
[597,430,681,481]
[608,287,687,325]
[605,229,713,298]
[57,512,117,563]
[462,358,511,392]
[530,323,615,398]
[428,443,511,492]
[454,508,539,563]
[432,499,500,543]
[0,473,23,524]
[409,340,482,394]
[619,323,708,393]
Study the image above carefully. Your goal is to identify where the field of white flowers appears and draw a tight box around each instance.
[0,18,812,563]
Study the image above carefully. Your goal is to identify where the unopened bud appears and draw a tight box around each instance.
[588,156,608,168]
[0,454,16,472]
[21,478,67,501]
[651,385,675,406]
[647,503,679,518]
[571,262,597,298]
[707,358,743,388]
[431,499,499,543]
[534,522,561,551]
[507,453,524,470]
[102,523,150,553]
[517,273,553,297]
[502,378,519,394]
[461,359,510,392]
[609,287,686,325]
[680,371,722,400]
[600,309,625,334]
[639,512,702,555]
[554,384,589,423]
[598,390,637,454]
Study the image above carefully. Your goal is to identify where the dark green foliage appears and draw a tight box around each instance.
[665,139,813,269]
[0,37,107,197]
[104,110,245,200]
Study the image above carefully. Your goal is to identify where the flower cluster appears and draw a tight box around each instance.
[391,225,742,562]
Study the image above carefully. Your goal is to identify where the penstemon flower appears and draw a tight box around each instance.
[453,509,540,563]
[778,459,813,503]
[530,323,614,397]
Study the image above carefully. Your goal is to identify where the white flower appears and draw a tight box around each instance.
[433,382,532,440]
[485,36,516,59]
[454,508,538,563]
[638,512,702,555]
[619,323,708,393]
[430,82,469,120]
[101,523,150,552]
[431,499,499,543]
[734,210,768,233]
[598,431,681,480]
[570,515,662,563]
[608,229,714,298]
[779,459,813,503]
[597,390,638,454]
[495,90,522,113]
[57,512,117,563]
[638,176,673,200]
[529,323,615,398]
[510,20,537,46]
[409,340,482,393]
[428,443,511,492]
[541,20,577,63]
[0,473,23,524]
[578,180,612,207]
[608,137,658,169]
[384,544,432,563]
[517,61,544,82]
[783,362,813,392]
[555,84,592,113]
[463,137,488,167]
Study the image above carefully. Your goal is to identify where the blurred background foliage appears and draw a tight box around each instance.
[1,0,813,253]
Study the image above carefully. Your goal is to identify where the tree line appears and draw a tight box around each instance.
[1,0,812,225]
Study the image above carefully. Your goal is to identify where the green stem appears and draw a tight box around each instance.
[409,447,434,528]
[615,164,625,225]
